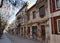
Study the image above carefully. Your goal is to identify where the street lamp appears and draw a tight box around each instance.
[0,0,3,8]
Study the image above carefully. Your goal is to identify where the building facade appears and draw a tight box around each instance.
[16,2,28,37]
[36,0,50,42]
[49,0,60,43]
[36,0,60,43]
[16,0,48,41]
[15,0,60,43]
[16,0,49,42]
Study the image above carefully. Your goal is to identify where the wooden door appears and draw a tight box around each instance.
[41,25,45,40]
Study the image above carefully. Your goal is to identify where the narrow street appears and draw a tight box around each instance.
[0,32,46,43]
[1,0,60,43]
[6,33,45,43]
[0,33,12,43]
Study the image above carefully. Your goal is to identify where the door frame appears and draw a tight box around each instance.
[41,25,46,40]
[32,26,37,39]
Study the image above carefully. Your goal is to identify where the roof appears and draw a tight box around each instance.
[27,3,36,13]
[16,2,28,16]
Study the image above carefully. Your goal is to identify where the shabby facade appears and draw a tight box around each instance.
[11,0,60,43]
[36,0,60,43]
[16,0,48,42]
[16,2,28,37]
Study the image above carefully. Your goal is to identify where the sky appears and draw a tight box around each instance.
[23,0,37,8]
[8,0,37,24]
[23,0,37,4]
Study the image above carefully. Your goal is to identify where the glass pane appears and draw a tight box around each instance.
[58,20,60,32]
[39,5,45,17]
[56,0,60,8]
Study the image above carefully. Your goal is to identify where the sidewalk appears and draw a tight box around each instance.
[6,33,46,43]
[0,33,12,43]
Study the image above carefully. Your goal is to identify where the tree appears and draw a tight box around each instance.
[0,14,7,38]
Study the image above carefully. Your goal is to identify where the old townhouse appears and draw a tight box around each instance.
[16,2,28,37]
[36,0,50,42]
[36,0,60,43]
[26,0,50,42]
[16,0,48,42]
[26,3,42,40]
[15,0,60,43]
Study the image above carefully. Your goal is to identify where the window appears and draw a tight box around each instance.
[55,0,60,9]
[39,5,45,18]
[57,19,60,33]
[17,16,21,20]
[33,11,36,19]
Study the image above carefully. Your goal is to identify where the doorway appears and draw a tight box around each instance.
[27,27,30,38]
[24,27,26,38]
[21,28,23,37]
[32,26,37,40]
[41,25,46,40]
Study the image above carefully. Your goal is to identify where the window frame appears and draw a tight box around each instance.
[33,11,36,19]
[39,5,45,18]
[55,0,60,10]
[57,19,60,33]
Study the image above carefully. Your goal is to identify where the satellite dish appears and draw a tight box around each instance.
[0,0,3,8]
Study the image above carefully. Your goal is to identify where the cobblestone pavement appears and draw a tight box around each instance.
[6,33,46,43]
